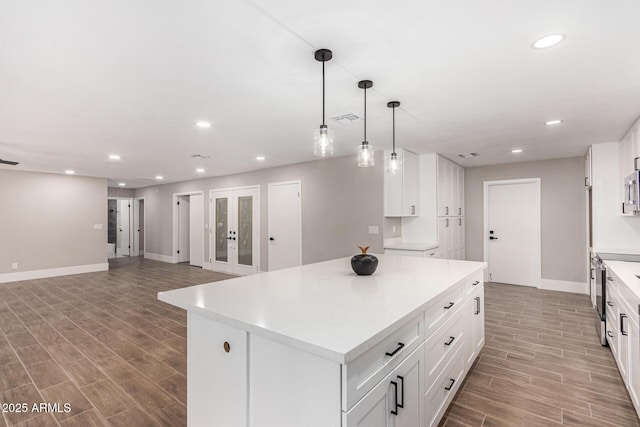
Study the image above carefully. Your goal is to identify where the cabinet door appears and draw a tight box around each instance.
[619,310,629,380]
[344,345,423,427]
[189,313,247,427]
[456,217,464,252]
[627,317,640,411]
[464,286,485,368]
[456,166,464,216]
[438,218,452,254]
[437,157,450,216]
[403,150,420,216]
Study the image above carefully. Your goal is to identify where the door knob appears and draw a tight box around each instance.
[269,237,274,241]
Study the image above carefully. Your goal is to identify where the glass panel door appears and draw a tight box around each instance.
[215,197,229,262]
[237,196,253,266]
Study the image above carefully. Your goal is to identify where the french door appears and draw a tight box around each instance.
[210,187,260,275]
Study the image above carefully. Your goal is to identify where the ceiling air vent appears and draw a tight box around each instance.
[458,153,479,158]
[190,154,211,159]
[330,114,361,124]
[0,158,19,166]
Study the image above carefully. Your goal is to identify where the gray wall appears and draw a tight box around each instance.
[107,187,135,198]
[0,169,107,274]
[135,152,384,269]
[465,157,586,283]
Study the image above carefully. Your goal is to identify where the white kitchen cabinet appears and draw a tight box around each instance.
[437,156,464,218]
[384,149,420,217]
[456,167,464,216]
[437,217,465,260]
[585,146,592,187]
[628,315,640,411]
[344,344,423,427]
[189,313,247,427]
[464,285,485,368]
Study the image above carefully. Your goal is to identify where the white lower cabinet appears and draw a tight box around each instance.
[628,315,640,410]
[344,344,423,427]
[423,346,465,427]
[464,285,485,368]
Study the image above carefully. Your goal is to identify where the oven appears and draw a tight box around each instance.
[593,255,607,345]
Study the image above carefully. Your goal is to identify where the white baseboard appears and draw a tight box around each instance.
[143,252,175,263]
[0,263,109,284]
[540,279,589,295]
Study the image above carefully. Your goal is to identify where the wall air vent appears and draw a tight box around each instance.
[330,114,362,124]
[457,153,479,158]
[0,158,19,166]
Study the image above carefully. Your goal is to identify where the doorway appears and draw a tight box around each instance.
[483,179,541,287]
[268,181,302,271]
[133,198,145,257]
[173,192,204,267]
[108,198,134,258]
[209,186,260,275]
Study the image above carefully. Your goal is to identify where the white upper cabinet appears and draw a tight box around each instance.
[585,146,592,187]
[437,156,464,217]
[384,149,420,217]
[620,124,640,177]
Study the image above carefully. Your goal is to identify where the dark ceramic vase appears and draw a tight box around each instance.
[351,246,378,276]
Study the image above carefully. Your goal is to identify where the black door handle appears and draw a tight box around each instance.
[396,375,404,409]
[269,237,274,241]
[390,380,399,416]
[489,236,498,240]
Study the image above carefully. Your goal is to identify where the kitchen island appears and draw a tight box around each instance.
[159,254,487,427]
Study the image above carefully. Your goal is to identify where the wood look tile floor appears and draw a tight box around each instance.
[0,257,232,426]
[441,282,640,427]
[1,259,638,426]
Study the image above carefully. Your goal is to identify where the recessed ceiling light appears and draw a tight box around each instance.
[532,33,566,49]
[545,119,563,126]
[118,182,126,186]
[155,175,164,180]
[256,156,265,161]
[196,168,205,173]
[195,121,211,128]
[108,154,121,160]
[512,149,523,153]
[64,170,75,175]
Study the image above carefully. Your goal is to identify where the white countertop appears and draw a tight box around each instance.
[593,247,640,256]
[383,242,439,251]
[158,255,486,364]
[604,260,640,300]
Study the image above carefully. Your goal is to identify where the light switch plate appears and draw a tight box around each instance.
[11,262,18,270]
[368,226,379,235]
[94,224,103,230]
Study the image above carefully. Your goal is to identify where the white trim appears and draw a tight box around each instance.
[483,178,542,288]
[143,252,174,263]
[268,180,303,271]
[172,191,205,264]
[0,263,109,284]
[540,279,589,295]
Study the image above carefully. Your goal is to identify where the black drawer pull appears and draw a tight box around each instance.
[607,301,613,306]
[445,378,456,391]
[607,331,613,338]
[445,336,455,346]
[390,381,399,415]
[472,281,479,286]
[397,375,404,409]
[444,302,455,310]
[621,313,628,336]
[385,342,405,357]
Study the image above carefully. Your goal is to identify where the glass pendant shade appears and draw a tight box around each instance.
[314,124,334,157]
[388,152,401,174]
[358,142,375,167]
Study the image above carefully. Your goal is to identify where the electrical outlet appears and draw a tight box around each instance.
[368,226,379,235]
[11,262,18,270]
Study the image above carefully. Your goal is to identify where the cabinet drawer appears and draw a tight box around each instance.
[384,248,425,258]
[425,283,464,333]
[423,345,465,427]
[463,272,483,296]
[342,314,423,411]
[424,307,464,391]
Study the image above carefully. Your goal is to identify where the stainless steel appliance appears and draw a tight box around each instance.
[623,170,640,215]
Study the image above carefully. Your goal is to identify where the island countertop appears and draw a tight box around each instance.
[158,255,486,364]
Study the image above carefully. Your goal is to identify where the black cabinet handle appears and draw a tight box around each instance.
[444,302,455,310]
[607,331,613,338]
[397,375,404,409]
[475,296,481,315]
[635,156,639,171]
[472,281,480,286]
[445,378,456,391]
[621,313,628,336]
[385,342,405,357]
[607,301,613,307]
[445,336,455,346]
[585,176,589,187]
[390,380,399,416]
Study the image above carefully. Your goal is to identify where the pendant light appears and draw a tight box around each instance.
[314,49,334,157]
[357,80,374,167]
[387,101,401,174]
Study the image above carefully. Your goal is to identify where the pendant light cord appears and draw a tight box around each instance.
[363,86,367,144]
[392,105,396,154]
[322,60,325,126]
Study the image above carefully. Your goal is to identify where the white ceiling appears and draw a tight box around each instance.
[1,0,640,188]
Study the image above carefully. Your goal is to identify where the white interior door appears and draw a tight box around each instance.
[268,181,301,271]
[210,188,260,275]
[132,199,140,257]
[487,180,540,286]
[117,199,130,256]
[189,194,204,267]
[178,195,190,263]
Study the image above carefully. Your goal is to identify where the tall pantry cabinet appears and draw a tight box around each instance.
[437,156,465,260]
